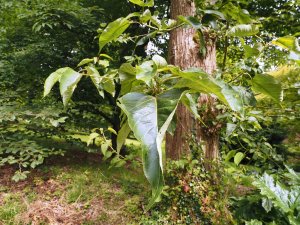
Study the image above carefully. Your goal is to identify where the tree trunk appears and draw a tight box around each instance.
[166,0,219,161]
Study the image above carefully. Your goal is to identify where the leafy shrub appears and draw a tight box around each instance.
[231,167,300,225]
[142,138,234,225]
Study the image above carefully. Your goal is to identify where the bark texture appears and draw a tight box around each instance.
[166,0,218,161]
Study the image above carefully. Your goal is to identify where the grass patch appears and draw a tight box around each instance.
[0,148,148,224]
[0,193,26,225]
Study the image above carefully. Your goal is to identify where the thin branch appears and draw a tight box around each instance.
[222,22,230,71]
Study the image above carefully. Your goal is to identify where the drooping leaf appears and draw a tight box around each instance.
[262,198,273,213]
[178,16,202,30]
[157,89,183,129]
[172,68,244,112]
[59,68,82,107]
[225,150,237,162]
[102,77,115,96]
[136,31,157,46]
[181,93,201,120]
[232,86,257,106]
[99,18,131,52]
[129,0,154,7]
[117,120,131,154]
[136,61,157,86]
[228,24,259,37]
[77,58,94,67]
[203,10,226,21]
[44,67,74,97]
[86,66,101,88]
[119,63,137,95]
[272,36,300,53]
[152,55,167,68]
[118,93,163,210]
[140,9,152,23]
[119,90,184,210]
[251,74,283,103]
[226,123,237,137]
[252,173,293,214]
[234,152,245,165]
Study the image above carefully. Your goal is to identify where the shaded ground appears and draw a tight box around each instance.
[0,150,148,225]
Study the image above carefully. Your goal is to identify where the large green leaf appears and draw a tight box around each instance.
[252,173,295,214]
[228,24,259,37]
[44,68,68,97]
[99,18,131,52]
[136,61,157,86]
[203,10,226,21]
[178,16,202,30]
[251,74,282,103]
[117,121,131,154]
[44,67,82,106]
[181,93,201,120]
[234,152,245,165]
[156,89,186,168]
[119,90,184,209]
[272,36,300,53]
[232,86,257,106]
[152,55,167,69]
[129,0,154,7]
[119,63,137,95]
[118,93,163,210]
[172,68,244,112]
[59,68,82,107]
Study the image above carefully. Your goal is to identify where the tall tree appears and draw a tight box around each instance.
[166,0,218,160]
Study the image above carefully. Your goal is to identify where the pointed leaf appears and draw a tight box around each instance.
[251,74,283,103]
[129,0,154,7]
[172,68,244,112]
[117,121,131,154]
[152,55,167,68]
[99,18,130,52]
[181,93,201,120]
[118,93,163,209]
[178,16,202,30]
[228,24,259,37]
[77,58,93,67]
[136,61,157,86]
[119,63,136,94]
[272,36,300,53]
[59,68,82,107]
[226,123,237,137]
[234,152,245,165]
[44,68,69,97]
[252,173,292,213]
[86,66,102,90]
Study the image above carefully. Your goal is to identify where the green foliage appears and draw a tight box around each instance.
[99,17,131,53]
[42,0,291,208]
[0,140,64,182]
[141,138,234,224]
[44,67,83,107]
[251,74,283,103]
[231,168,300,224]
[228,24,260,37]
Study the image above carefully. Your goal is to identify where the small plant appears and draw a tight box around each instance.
[0,139,64,181]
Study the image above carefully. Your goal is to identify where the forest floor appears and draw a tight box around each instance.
[0,149,149,225]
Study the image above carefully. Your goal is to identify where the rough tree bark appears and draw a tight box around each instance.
[166,0,219,161]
